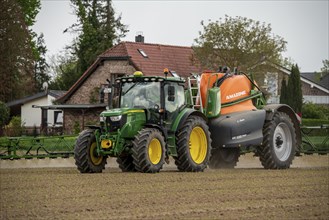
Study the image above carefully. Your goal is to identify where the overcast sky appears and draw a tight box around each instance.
[32,0,329,72]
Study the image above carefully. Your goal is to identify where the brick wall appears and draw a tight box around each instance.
[63,108,105,134]
[66,60,135,104]
[63,60,136,134]
[301,82,328,96]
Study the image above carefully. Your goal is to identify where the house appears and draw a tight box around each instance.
[46,40,202,134]
[259,63,329,105]
[300,72,329,104]
[49,38,328,134]
[6,90,66,135]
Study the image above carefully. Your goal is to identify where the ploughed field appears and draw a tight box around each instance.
[1,155,328,219]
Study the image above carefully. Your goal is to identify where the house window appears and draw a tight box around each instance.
[137,49,148,58]
[54,111,63,124]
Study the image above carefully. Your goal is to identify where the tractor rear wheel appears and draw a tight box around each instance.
[258,112,296,169]
[117,155,136,172]
[209,148,240,169]
[74,129,107,173]
[132,128,165,173]
[175,116,211,172]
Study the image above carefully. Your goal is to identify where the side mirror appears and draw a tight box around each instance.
[168,86,175,102]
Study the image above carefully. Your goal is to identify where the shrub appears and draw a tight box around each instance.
[5,116,25,137]
[73,121,80,135]
[0,102,10,136]
[302,102,329,120]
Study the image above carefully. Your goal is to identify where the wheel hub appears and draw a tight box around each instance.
[189,126,207,164]
[89,142,103,165]
[148,138,162,165]
[273,122,292,161]
[275,136,284,148]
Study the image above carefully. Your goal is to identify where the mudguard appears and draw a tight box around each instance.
[171,108,207,133]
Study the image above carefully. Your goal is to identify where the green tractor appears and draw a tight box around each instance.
[74,70,212,173]
[74,68,301,173]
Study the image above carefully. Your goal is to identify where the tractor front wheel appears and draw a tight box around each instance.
[175,116,211,172]
[258,112,296,169]
[74,129,107,173]
[209,148,240,169]
[132,128,165,173]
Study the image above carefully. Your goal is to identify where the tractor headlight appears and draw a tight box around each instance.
[100,116,105,122]
[110,115,122,122]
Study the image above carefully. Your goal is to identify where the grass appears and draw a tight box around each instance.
[0,135,77,152]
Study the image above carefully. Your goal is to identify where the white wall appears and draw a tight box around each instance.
[21,95,61,127]
[303,95,329,104]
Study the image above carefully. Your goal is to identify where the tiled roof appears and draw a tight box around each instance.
[6,90,67,107]
[101,41,201,77]
[57,42,201,103]
[300,72,329,90]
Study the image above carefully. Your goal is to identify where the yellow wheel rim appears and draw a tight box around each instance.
[89,142,103,166]
[189,126,207,164]
[148,138,162,165]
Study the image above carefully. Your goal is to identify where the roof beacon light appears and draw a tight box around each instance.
[164,68,169,78]
[134,71,143,77]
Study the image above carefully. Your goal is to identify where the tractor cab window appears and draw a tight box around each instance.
[120,82,160,109]
[164,83,185,113]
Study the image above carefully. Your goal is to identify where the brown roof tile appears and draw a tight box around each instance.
[102,41,201,77]
[57,41,201,103]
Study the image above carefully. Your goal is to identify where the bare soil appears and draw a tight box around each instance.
[1,154,328,219]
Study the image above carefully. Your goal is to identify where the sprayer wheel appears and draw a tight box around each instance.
[209,148,240,169]
[258,112,296,169]
[117,155,136,172]
[132,128,165,173]
[174,116,211,172]
[74,129,107,173]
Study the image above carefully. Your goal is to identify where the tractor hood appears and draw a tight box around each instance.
[99,108,147,136]
[100,108,145,118]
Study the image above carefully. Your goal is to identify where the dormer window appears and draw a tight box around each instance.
[138,49,148,58]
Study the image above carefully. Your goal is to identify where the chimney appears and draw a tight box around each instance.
[135,32,144,43]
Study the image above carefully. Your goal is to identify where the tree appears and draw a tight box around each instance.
[17,0,41,27]
[320,59,328,73]
[49,0,127,91]
[48,53,80,91]
[68,0,128,74]
[287,64,303,113]
[0,0,45,102]
[280,77,288,104]
[0,0,38,103]
[193,15,287,71]
[34,33,51,91]
[0,101,10,136]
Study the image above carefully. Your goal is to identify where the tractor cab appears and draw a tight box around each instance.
[110,71,186,126]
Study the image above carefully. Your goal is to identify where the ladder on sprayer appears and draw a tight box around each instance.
[188,74,203,112]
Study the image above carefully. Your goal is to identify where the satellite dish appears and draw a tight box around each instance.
[42,82,48,91]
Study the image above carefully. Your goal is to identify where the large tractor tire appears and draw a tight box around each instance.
[258,112,296,169]
[117,155,136,172]
[74,129,107,173]
[209,148,240,169]
[175,116,211,172]
[132,128,165,173]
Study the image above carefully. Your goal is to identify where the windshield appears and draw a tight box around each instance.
[120,82,160,109]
